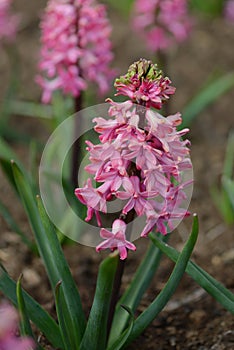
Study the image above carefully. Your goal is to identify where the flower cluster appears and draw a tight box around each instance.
[224,0,234,22]
[114,58,176,109]
[0,0,19,42]
[36,0,115,103]
[75,60,192,259]
[132,0,193,52]
[0,302,34,350]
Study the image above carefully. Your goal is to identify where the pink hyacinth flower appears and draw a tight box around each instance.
[132,0,193,53]
[74,178,110,226]
[75,60,193,258]
[116,176,158,216]
[37,0,115,103]
[0,302,35,350]
[0,0,19,42]
[96,219,136,260]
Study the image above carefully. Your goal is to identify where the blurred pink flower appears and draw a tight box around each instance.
[224,0,234,21]
[37,0,115,103]
[114,59,175,109]
[132,0,193,52]
[0,0,19,42]
[96,219,136,260]
[0,302,34,350]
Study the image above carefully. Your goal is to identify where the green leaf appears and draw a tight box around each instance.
[124,215,199,345]
[223,133,234,179]
[16,275,35,339]
[6,100,53,119]
[190,0,223,16]
[210,185,234,224]
[55,281,72,350]
[36,196,87,349]
[103,0,134,16]
[222,177,234,211]
[150,226,234,314]
[0,137,33,194]
[107,305,134,350]
[0,264,63,349]
[11,161,86,348]
[0,199,36,251]
[180,73,234,129]
[108,234,169,346]
[80,253,118,350]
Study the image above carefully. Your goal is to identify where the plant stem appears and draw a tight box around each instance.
[157,50,170,116]
[71,94,83,187]
[107,258,125,339]
[107,206,136,340]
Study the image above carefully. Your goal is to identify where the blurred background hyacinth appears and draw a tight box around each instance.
[0,302,34,349]
[132,0,193,53]
[36,0,115,103]
[0,0,19,42]
[224,0,234,21]
[0,0,234,349]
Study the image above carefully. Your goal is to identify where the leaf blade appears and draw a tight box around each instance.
[150,225,234,313]
[0,265,63,349]
[125,215,199,345]
[80,254,118,350]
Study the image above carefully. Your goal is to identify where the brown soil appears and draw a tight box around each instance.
[0,2,234,350]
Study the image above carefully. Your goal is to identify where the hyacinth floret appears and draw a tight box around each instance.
[132,0,193,53]
[114,59,176,109]
[0,302,35,350]
[37,0,115,103]
[75,59,192,259]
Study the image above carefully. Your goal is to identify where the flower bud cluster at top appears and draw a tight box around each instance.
[114,59,176,109]
[132,0,193,53]
[0,0,19,42]
[75,59,192,260]
[0,302,35,350]
[36,0,115,103]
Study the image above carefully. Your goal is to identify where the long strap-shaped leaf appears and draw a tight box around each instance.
[80,253,118,350]
[107,306,134,350]
[123,214,199,346]
[0,265,62,349]
[0,199,35,251]
[180,73,234,129]
[11,161,86,349]
[108,234,169,346]
[150,229,234,313]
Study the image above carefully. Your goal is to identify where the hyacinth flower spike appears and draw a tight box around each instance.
[0,0,19,43]
[75,59,192,260]
[132,0,193,53]
[37,0,115,103]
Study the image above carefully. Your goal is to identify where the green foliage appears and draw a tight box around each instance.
[108,234,169,346]
[150,229,234,314]
[190,0,224,17]
[211,132,234,224]
[80,254,118,350]
[181,72,234,129]
[10,160,86,349]
[123,215,199,346]
[103,0,134,16]
[0,265,63,349]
